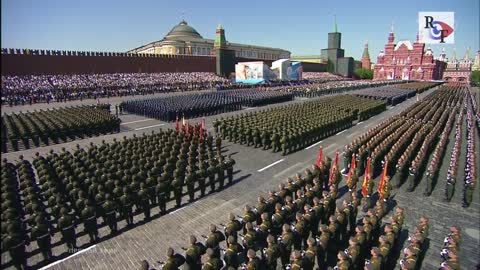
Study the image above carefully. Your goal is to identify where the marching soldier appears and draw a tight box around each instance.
[120,187,134,227]
[81,199,99,244]
[262,235,280,270]
[58,207,77,251]
[31,216,53,261]
[184,235,206,270]
[225,154,235,185]
[185,166,196,202]
[156,179,168,214]
[138,183,151,220]
[103,194,118,234]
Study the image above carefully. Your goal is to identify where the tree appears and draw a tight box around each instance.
[354,68,374,80]
[471,70,480,86]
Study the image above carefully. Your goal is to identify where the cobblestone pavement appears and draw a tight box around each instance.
[1,86,478,270]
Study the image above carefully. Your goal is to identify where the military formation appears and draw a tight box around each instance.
[351,87,416,106]
[0,126,236,269]
[157,154,428,270]
[439,226,461,270]
[214,95,386,155]
[1,104,120,153]
[345,86,477,204]
[120,90,293,122]
[463,93,476,207]
[392,81,441,94]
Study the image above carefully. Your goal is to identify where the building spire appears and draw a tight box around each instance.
[388,22,395,43]
[464,46,471,60]
[362,40,370,59]
[334,14,338,32]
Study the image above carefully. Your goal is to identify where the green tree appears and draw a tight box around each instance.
[354,68,374,79]
[471,70,480,86]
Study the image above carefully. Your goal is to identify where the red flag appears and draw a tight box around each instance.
[328,151,339,186]
[362,157,371,197]
[316,146,323,167]
[378,160,388,197]
[175,115,179,132]
[346,153,356,187]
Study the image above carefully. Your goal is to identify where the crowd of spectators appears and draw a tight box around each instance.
[1,73,231,105]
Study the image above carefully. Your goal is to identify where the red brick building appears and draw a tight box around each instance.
[442,48,473,85]
[361,41,371,70]
[373,29,446,80]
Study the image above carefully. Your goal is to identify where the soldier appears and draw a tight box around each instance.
[58,207,77,251]
[185,166,196,202]
[263,235,280,270]
[103,194,118,234]
[278,223,294,268]
[162,247,184,270]
[205,224,225,258]
[207,161,217,193]
[156,179,168,214]
[407,162,417,192]
[290,250,304,270]
[335,250,351,270]
[245,249,261,270]
[242,222,257,252]
[303,237,317,270]
[224,213,242,241]
[224,236,243,270]
[346,237,360,268]
[271,133,280,153]
[31,216,53,261]
[120,187,134,227]
[184,235,206,270]
[217,157,226,190]
[2,224,29,270]
[225,154,235,185]
[138,183,151,220]
[365,247,382,270]
[317,225,330,270]
[82,199,99,244]
[172,173,184,208]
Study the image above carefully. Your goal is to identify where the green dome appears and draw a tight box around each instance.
[164,20,203,39]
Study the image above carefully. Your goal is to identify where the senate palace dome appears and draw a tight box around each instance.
[164,20,203,40]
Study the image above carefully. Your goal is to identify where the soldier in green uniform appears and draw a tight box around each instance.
[246,249,261,270]
[156,179,168,214]
[278,223,294,268]
[406,162,417,192]
[203,248,223,270]
[365,247,382,270]
[184,235,206,270]
[224,213,242,241]
[225,154,235,185]
[207,160,217,193]
[58,207,77,251]
[172,173,184,208]
[261,129,269,150]
[290,250,303,270]
[102,194,118,234]
[224,236,243,270]
[120,187,134,226]
[463,181,475,207]
[263,235,280,270]
[2,224,29,270]
[271,133,280,153]
[335,250,351,270]
[217,157,226,190]
[253,128,261,148]
[81,199,99,244]
[317,225,330,270]
[303,237,318,270]
[205,224,225,258]
[185,166,196,202]
[138,183,151,220]
[162,247,184,270]
[242,222,257,252]
[31,216,53,261]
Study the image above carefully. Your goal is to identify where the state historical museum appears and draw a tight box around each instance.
[373,27,446,81]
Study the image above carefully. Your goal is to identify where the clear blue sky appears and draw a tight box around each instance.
[2,0,478,61]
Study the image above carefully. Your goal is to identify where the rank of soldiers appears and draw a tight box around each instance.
[1,126,236,269]
[1,104,120,153]
[392,81,442,94]
[120,89,294,122]
[157,157,426,270]
[345,86,466,195]
[351,87,416,106]
[214,95,386,155]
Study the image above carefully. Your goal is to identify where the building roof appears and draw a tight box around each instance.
[164,20,203,40]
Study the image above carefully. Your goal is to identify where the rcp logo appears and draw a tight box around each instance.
[418,12,454,44]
